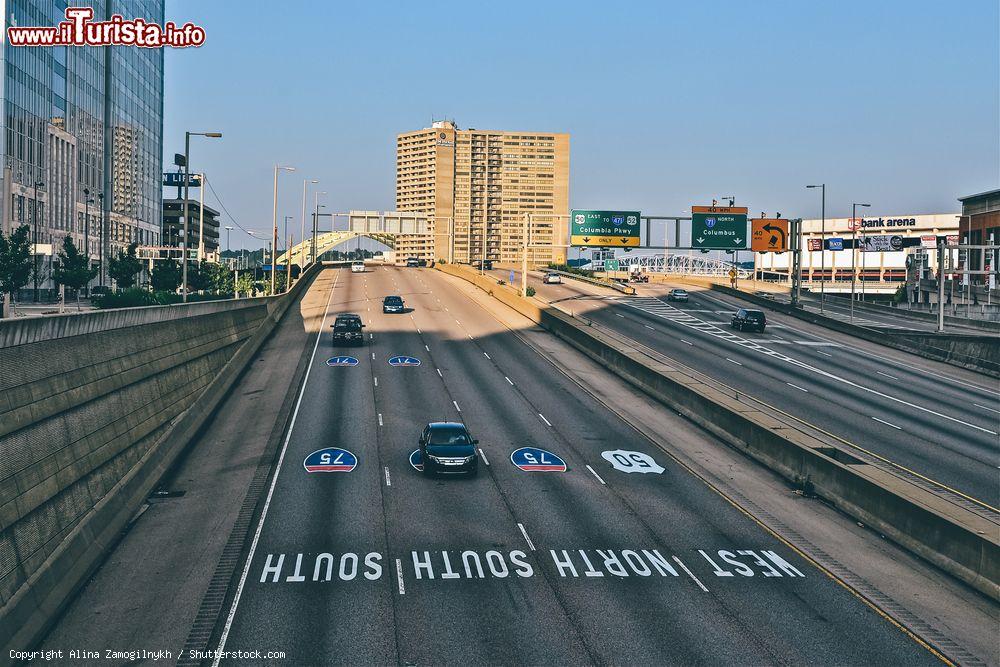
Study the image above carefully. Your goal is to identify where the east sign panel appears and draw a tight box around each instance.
[691,206,749,250]
[571,210,641,247]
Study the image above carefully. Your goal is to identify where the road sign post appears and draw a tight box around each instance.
[691,206,749,250]
[571,210,641,248]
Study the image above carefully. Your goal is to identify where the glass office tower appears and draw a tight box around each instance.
[0,0,164,294]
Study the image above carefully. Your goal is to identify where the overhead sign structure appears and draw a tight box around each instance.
[571,210,641,248]
[162,172,202,187]
[388,355,421,367]
[826,237,844,251]
[691,206,749,250]
[303,447,358,473]
[327,356,359,367]
[601,450,665,474]
[860,235,904,253]
[510,447,567,472]
[750,218,788,252]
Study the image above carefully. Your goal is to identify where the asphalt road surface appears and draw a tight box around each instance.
[500,269,1000,511]
[214,265,939,665]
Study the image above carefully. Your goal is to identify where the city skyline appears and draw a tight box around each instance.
[163,1,999,250]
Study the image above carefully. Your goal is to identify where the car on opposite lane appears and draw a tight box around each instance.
[419,422,479,477]
[731,308,767,332]
[543,272,562,284]
[351,261,365,273]
[331,313,365,345]
[383,295,405,314]
[667,288,689,302]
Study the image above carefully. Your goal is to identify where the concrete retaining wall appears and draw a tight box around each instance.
[704,285,1000,377]
[438,263,999,600]
[0,265,322,653]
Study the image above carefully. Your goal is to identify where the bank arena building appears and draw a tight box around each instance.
[755,213,959,291]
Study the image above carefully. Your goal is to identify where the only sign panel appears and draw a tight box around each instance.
[750,218,789,252]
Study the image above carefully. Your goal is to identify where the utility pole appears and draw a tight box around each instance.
[937,237,945,332]
[197,173,206,263]
[301,178,317,270]
[790,218,803,307]
[850,202,871,321]
[182,131,222,302]
[271,165,295,294]
[286,234,293,291]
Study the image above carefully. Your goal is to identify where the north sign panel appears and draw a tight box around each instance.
[691,206,749,250]
[571,210,641,247]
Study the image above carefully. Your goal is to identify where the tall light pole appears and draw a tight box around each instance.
[850,202,871,321]
[271,165,295,294]
[182,131,222,302]
[313,191,327,264]
[807,184,826,312]
[301,178,318,271]
[224,225,233,252]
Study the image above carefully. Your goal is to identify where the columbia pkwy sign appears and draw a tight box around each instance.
[571,210,641,247]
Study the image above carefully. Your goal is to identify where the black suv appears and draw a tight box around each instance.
[419,422,479,477]
[383,295,404,314]
[731,308,766,332]
[331,313,365,345]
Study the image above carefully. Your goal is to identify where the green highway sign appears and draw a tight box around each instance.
[690,205,749,250]
[571,210,641,247]
[604,258,620,272]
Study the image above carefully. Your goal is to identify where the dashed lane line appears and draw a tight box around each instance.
[872,416,902,430]
[505,376,514,385]
[479,448,490,466]
[384,467,391,486]
[517,523,536,551]
[787,383,809,393]
[395,559,405,595]
[586,464,606,485]
[453,400,461,412]
[539,413,552,427]
[674,556,709,592]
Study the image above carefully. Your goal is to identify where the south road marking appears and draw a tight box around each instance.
[479,448,490,466]
[585,464,606,485]
[517,523,536,551]
[395,558,405,595]
[673,556,709,592]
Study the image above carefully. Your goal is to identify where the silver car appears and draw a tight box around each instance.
[543,272,562,284]
[667,288,689,302]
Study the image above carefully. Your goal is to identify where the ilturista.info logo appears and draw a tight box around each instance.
[7,7,205,48]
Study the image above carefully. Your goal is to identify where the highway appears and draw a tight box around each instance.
[213,265,939,665]
[491,269,1000,510]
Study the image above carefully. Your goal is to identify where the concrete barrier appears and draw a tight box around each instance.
[0,264,323,655]
[437,262,1000,600]
[704,284,1000,377]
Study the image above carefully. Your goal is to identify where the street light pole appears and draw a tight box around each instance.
[182,131,222,302]
[807,184,825,312]
[225,225,233,252]
[197,173,206,263]
[301,178,317,271]
[271,165,295,294]
[850,201,871,321]
[313,191,327,264]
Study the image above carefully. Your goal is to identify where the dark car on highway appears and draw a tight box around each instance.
[383,295,405,314]
[731,308,766,332]
[331,313,365,345]
[419,422,479,477]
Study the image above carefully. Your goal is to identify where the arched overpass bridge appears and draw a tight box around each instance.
[274,231,411,265]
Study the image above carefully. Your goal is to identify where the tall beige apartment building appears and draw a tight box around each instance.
[396,120,569,266]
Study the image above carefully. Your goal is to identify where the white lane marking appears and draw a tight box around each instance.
[726,358,743,366]
[384,466,391,486]
[374,377,378,387]
[872,416,902,430]
[538,413,552,427]
[816,350,833,357]
[213,269,341,666]
[517,523,536,551]
[616,313,625,318]
[468,334,474,340]
[644,324,655,330]
[786,382,809,393]
[586,464,606,485]
[371,352,375,360]
[673,556,709,592]
[425,344,430,351]
[453,400,461,412]
[483,352,491,359]
[370,334,374,340]
[975,403,1000,415]
[378,413,383,427]
[505,376,514,385]
[479,448,490,466]
[680,339,693,346]
[877,371,899,380]
[395,558,405,595]
[417,328,421,334]
[437,368,443,377]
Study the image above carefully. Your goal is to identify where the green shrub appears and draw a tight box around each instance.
[92,287,159,309]
[525,286,536,297]
[547,262,594,278]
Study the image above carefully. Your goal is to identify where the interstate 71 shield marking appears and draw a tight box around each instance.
[510,447,567,472]
[304,447,358,473]
[327,356,359,367]
[388,356,421,367]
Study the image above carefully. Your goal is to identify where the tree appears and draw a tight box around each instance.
[186,262,213,293]
[151,258,181,292]
[235,272,254,298]
[52,235,97,310]
[207,263,233,294]
[107,242,144,290]
[0,224,32,317]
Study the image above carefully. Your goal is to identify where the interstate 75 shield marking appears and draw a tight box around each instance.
[304,447,358,473]
[388,356,421,367]
[510,447,567,472]
[327,356,359,367]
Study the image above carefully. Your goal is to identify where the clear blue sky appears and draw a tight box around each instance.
[164,0,999,250]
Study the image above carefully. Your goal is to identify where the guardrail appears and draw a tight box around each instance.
[436,262,999,600]
[547,269,636,295]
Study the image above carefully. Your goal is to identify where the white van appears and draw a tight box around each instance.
[351,261,365,273]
